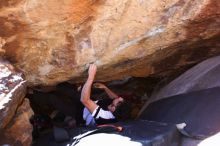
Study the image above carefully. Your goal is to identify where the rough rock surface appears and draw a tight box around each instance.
[4,98,34,146]
[138,55,220,117]
[0,60,26,128]
[0,0,220,86]
[150,55,220,103]
[0,60,33,146]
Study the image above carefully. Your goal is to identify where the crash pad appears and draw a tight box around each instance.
[33,120,180,146]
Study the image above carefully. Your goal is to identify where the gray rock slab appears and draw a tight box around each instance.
[140,87,220,138]
[151,55,220,103]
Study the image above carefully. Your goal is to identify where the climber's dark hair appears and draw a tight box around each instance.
[113,100,131,121]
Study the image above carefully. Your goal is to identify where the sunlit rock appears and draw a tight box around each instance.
[0,60,26,128]
[198,132,220,146]
[70,133,142,146]
[0,60,33,146]
[0,0,219,86]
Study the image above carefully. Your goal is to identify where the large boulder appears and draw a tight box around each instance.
[0,0,220,86]
[150,55,220,103]
[138,55,220,118]
[139,87,220,146]
[0,60,33,146]
[0,60,26,128]
[140,87,220,138]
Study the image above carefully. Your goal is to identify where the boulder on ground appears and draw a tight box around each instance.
[151,55,220,103]
[0,60,33,146]
[4,99,34,146]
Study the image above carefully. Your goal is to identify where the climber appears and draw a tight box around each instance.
[80,64,130,126]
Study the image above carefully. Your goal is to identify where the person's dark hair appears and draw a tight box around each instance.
[113,101,131,121]
[97,98,113,110]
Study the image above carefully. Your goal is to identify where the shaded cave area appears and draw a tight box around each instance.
[26,77,161,142]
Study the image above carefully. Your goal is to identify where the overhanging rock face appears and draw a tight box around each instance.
[0,0,220,86]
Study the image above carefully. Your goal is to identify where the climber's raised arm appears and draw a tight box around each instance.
[94,82,119,99]
[81,64,98,113]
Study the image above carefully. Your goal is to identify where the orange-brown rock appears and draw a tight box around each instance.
[4,98,34,146]
[0,0,220,86]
